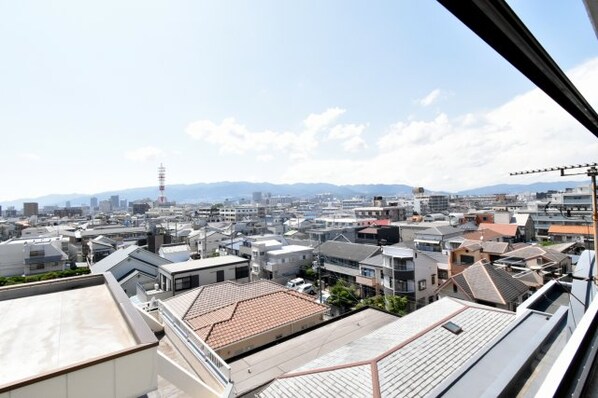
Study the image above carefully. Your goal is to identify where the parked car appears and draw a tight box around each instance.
[296,283,315,295]
[286,277,305,289]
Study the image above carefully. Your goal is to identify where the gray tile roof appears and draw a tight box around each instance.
[501,245,568,263]
[360,253,384,267]
[258,298,515,398]
[454,262,530,305]
[416,225,463,237]
[318,241,381,262]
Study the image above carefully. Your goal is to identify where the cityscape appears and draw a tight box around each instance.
[1,1,598,398]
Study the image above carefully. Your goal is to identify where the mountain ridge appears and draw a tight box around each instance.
[0,180,588,208]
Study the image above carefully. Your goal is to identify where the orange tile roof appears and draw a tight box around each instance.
[463,229,505,241]
[478,223,519,237]
[185,289,327,350]
[548,224,593,235]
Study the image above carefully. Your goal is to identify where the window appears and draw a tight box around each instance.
[361,267,375,278]
[453,284,458,293]
[235,266,249,279]
[460,255,474,265]
[431,274,436,285]
[30,249,44,258]
[418,279,427,291]
[175,276,191,291]
[217,270,225,282]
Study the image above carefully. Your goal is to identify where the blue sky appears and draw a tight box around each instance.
[1,0,597,201]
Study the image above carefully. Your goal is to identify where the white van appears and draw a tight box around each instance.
[296,283,315,295]
[286,278,305,289]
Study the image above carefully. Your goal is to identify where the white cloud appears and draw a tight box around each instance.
[18,152,41,161]
[342,136,368,152]
[418,88,443,107]
[279,58,598,191]
[125,146,164,162]
[185,107,349,159]
[303,107,345,132]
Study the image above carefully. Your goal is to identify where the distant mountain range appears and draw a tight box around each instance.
[0,180,588,208]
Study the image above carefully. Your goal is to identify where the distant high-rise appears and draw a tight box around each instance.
[23,202,39,217]
[158,163,167,204]
[65,201,71,208]
[252,191,263,204]
[120,199,128,209]
[110,195,119,210]
[90,197,98,209]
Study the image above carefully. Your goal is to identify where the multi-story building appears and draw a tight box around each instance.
[219,205,265,222]
[354,206,406,222]
[382,245,438,310]
[318,241,381,288]
[0,236,69,277]
[250,240,313,283]
[23,202,39,217]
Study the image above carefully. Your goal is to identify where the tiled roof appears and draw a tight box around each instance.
[360,253,384,267]
[358,227,379,235]
[459,261,529,305]
[318,241,381,262]
[165,280,284,319]
[459,239,512,255]
[463,228,505,241]
[501,246,568,263]
[259,298,515,398]
[478,223,519,237]
[187,290,328,350]
[417,225,462,237]
[548,224,593,235]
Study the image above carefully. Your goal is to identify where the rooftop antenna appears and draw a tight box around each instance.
[158,163,167,205]
[510,162,598,295]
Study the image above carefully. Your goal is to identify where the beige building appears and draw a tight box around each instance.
[0,273,158,398]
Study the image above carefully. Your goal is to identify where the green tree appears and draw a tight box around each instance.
[328,280,359,309]
[356,295,408,316]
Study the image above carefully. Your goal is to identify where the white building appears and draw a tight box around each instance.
[250,240,313,283]
[0,236,69,277]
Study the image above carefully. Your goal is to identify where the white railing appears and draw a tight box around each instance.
[158,301,232,385]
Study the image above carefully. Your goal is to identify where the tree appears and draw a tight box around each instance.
[356,295,408,316]
[328,280,359,309]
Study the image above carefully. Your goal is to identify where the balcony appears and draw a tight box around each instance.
[25,254,65,265]
[356,275,379,287]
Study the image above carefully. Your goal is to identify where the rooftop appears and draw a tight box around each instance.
[0,274,157,392]
[160,255,248,274]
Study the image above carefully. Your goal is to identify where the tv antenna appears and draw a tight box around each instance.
[510,162,598,286]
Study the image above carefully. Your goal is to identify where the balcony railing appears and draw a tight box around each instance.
[24,254,64,264]
[159,302,231,385]
[356,275,379,287]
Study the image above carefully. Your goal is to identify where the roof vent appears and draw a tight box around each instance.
[442,321,463,335]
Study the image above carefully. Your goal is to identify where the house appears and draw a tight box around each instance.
[438,259,530,311]
[0,273,158,397]
[186,229,229,258]
[381,245,439,310]
[250,240,313,283]
[159,280,327,360]
[91,245,171,297]
[478,222,522,243]
[257,297,515,397]
[155,255,250,297]
[513,213,535,242]
[449,239,513,277]
[318,241,381,287]
[355,224,401,245]
[354,206,405,222]
[0,236,69,277]
[87,235,117,263]
[548,224,594,249]
[414,225,464,252]
[494,245,572,288]
[356,254,384,297]
[158,243,191,262]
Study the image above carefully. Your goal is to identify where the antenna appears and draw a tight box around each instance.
[158,163,167,205]
[510,162,598,290]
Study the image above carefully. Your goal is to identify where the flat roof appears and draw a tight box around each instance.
[230,308,398,396]
[160,255,248,274]
[0,274,156,391]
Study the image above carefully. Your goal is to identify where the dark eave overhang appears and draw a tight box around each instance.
[437,0,598,139]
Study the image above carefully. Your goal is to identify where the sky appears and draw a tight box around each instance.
[1,0,597,202]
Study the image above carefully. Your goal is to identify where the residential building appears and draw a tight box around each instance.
[414,225,464,252]
[155,255,250,297]
[382,245,438,310]
[478,222,523,242]
[91,245,171,297]
[318,241,381,287]
[159,280,327,360]
[428,194,449,212]
[355,224,401,245]
[87,235,117,263]
[548,224,595,249]
[250,241,313,283]
[356,253,384,297]
[159,243,191,262]
[449,239,513,277]
[354,206,406,222]
[438,260,530,311]
[0,236,69,277]
[0,273,158,397]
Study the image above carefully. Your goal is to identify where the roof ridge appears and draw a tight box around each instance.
[481,263,507,305]
[203,301,241,343]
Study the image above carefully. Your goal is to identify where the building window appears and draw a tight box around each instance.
[235,266,249,279]
[217,270,225,282]
[431,274,436,285]
[453,284,458,293]
[460,255,474,265]
[418,280,427,291]
[361,267,375,278]
[175,276,191,291]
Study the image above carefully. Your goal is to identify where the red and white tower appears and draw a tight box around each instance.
[158,163,167,204]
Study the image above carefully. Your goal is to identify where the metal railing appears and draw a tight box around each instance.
[158,301,232,384]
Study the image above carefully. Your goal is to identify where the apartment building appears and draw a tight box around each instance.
[0,236,69,277]
[250,240,313,283]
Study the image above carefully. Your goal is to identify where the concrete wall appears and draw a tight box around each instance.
[0,347,157,398]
